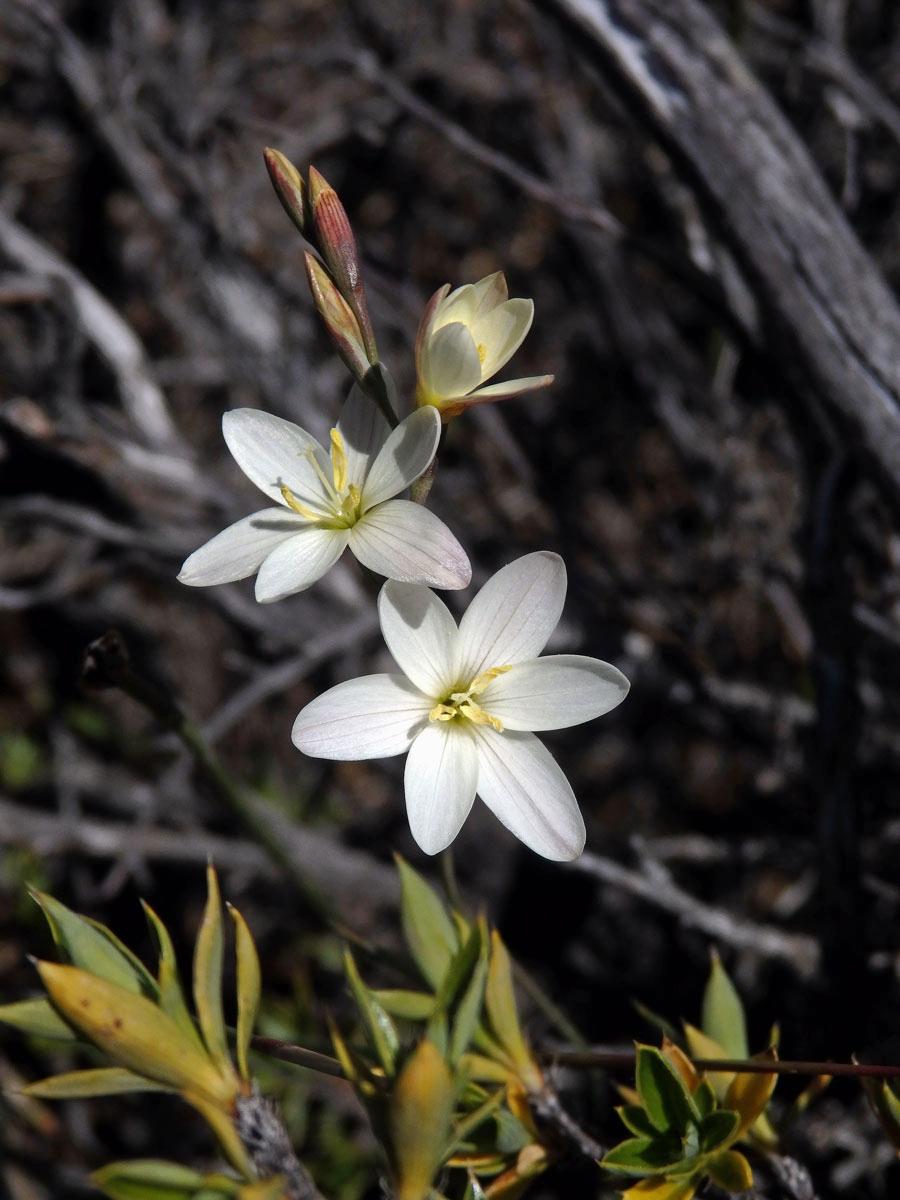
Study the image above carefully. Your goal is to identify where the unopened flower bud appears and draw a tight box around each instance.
[308,166,377,363]
[263,148,308,235]
[304,251,370,385]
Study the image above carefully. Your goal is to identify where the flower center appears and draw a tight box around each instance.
[280,429,362,528]
[429,665,512,732]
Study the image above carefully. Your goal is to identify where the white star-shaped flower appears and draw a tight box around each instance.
[291,552,629,860]
[415,273,553,419]
[179,390,471,602]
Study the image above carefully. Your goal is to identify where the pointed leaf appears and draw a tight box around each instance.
[373,990,436,1020]
[698,1108,739,1152]
[142,902,204,1051]
[723,1048,778,1136]
[26,1067,176,1099]
[706,1149,753,1192]
[344,949,399,1074]
[91,1159,238,1200]
[635,1045,699,1135]
[861,1075,900,1151]
[185,1089,256,1178]
[450,924,490,1066]
[701,954,748,1060]
[396,857,458,989]
[31,891,157,997]
[693,1079,716,1119]
[683,1022,732,1100]
[193,865,230,1074]
[601,1135,685,1175]
[434,923,483,1013]
[485,932,534,1084]
[621,1178,699,1200]
[0,996,79,1040]
[617,1104,659,1137]
[36,961,234,1105]
[230,905,261,1082]
[390,1040,456,1200]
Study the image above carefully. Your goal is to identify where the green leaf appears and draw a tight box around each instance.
[701,953,748,1060]
[602,1135,685,1175]
[0,996,79,1040]
[142,902,204,1052]
[373,990,435,1020]
[230,905,261,1082]
[31,891,157,997]
[860,1074,900,1150]
[344,950,398,1074]
[493,1107,533,1154]
[449,921,490,1066]
[396,857,458,989]
[484,931,530,1072]
[635,1045,699,1135]
[192,865,230,1073]
[706,1149,753,1192]
[617,1104,659,1137]
[434,922,483,1013]
[693,1079,716,1119]
[26,1067,176,1099]
[698,1108,739,1153]
[91,1160,240,1200]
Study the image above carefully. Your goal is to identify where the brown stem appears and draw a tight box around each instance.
[544,1046,900,1079]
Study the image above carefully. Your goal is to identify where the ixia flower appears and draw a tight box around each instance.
[179,391,470,602]
[415,272,553,419]
[291,553,629,860]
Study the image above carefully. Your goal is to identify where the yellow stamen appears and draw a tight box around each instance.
[428,665,512,732]
[330,428,348,492]
[429,703,457,723]
[476,343,487,365]
[280,484,318,520]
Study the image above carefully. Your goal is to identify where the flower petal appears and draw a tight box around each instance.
[336,384,391,485]
[458,552,566,679]
[361,407,441,509]
[292,674,430,759]
[378,580,460,697]
[421,323,483,401]
[471,728,585,861]
[483,655,630,731]
[465,375,554,403]
[404,722,478,854]
[254,526,349,602]
[178,509,308,587]
[223,409,331,510]
[351,501,471,589]
[471,271,508,316]
[433,282,477,329]
[474,298,533,380]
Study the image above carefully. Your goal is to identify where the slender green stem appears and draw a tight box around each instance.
[81,631,330,921]
[439,846,464,912]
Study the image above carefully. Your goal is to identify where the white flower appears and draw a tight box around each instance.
[178,390,471,602]
[291,552,629,860]
[415,272,553,419]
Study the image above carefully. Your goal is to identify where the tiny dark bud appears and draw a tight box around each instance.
[81,630,130,690]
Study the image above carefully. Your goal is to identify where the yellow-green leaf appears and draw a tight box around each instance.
[193,865,230,1074]
[706,1148,753,1192]
[185,1089,255,1179]
[26,1067,176,1099]
[142,902,204,1052]
[860,1073,900,1152]
[91,1159,239,1200]
[484,932,539,1089]
[31,891,156,997]
[0,996,79,1040]
[396,857,458,990]
[701,954,748,1060]
[230,905,261,1082]
[723,1048,778,1137]
[344,949,398,1074]
[373,990,436,1020]
[621,1177,699,1200]
[390,1040,456,1200]
[36,961,235,1105]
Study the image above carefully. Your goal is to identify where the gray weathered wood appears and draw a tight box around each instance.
[537,0,900,491]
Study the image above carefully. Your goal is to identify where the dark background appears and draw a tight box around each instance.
[2,0,900,1196]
